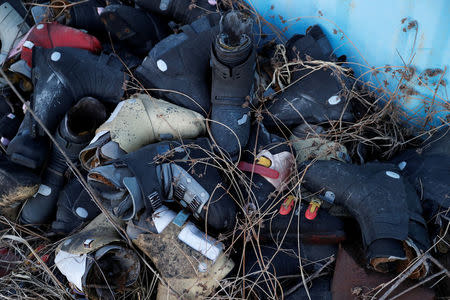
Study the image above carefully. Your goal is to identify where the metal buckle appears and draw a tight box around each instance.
[147,191,162,211]
[173,180,208,217]
[174,184,186,201]
[188,195,202,213]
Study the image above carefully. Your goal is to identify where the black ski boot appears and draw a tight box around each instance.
[0,92,12,117]
[6,112,48,169]
[263,25,353,128]
[392,129,450,253]
[258,202,347,245]
[0,111,22,146]
[20,97,107,225]
[136,0,218,24]
[301,160,430,278]
[7,47,125,169]
[237,124,345,243]
[50,0,111,35]
[99,5,170,55]
[52,178,101,234]
[243,242,337,298]
[88,138,237,231]
[287,277,332,300]
[135,14,219,116]
[0,88,24,145]
[0,89,24,130]
[210,11,256,160]
[0,100,13,145]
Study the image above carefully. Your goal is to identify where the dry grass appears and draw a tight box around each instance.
[0,0,448,299]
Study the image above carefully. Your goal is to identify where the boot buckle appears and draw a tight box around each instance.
[256,156,272,167]
[147,191,162,211]
[174,184,186,201]
[279,195,295,215]
[305,198,322,220]
[188,195,202,214]
[173,176,209,218]
[174,184,203,216]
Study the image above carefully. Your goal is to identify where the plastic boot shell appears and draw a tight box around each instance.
[80,93,206,170]
[135,15,219,115]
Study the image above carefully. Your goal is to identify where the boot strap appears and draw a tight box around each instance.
[115,146,165,214]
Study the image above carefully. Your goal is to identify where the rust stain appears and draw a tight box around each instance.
[396,66,415,81]
[401,18,418,32]
[278,14,287,24]
[332,248,435,300]
[424,68,443,77]
[407,20,417,30]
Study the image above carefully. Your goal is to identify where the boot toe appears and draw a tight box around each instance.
[20,185,58,225]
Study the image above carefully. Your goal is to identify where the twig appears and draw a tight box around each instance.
[390,270,446,300]
[284,256,335,297]
[1,234,67,293]
[378,256,426,300]
[426,254,450,278]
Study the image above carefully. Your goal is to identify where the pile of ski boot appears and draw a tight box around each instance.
[0,1,448,299]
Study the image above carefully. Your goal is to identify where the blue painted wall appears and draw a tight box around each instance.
[249,0,449,128]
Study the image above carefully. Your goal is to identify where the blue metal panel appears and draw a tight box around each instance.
[249,0,449,128]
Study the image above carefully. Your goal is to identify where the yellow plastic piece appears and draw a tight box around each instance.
[256,156,272,167]
[308,199,322,213]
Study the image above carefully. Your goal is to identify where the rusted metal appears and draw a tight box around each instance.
[331,247,435,300]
